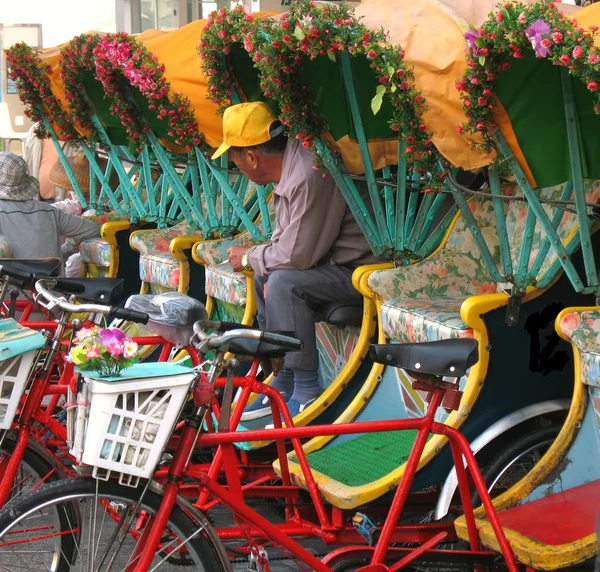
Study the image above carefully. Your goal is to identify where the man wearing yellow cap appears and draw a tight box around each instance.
[219,102,379,420]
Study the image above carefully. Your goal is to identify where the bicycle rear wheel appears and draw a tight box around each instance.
[0,477,227,571]
[0,434,64,505]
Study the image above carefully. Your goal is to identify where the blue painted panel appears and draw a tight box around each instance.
[524,397,600,503]
[0,319,45,360]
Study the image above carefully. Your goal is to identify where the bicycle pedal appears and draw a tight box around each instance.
[247,546,269,571]
[352,512,377,545]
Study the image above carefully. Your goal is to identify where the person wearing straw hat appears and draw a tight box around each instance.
[0,152,100,273]
[220,102,380,420]
[49,152,93,276]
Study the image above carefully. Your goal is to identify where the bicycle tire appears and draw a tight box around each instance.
[0,434,63,505]
[0,477,227,571]
[472,423,560,506]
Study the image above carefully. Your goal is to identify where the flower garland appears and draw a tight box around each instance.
[6,43,80,140]
[198,5,259,114]
[458,1,600,155]
[93,33,202,152]
[60,34,105,142]
[200,1,438,182]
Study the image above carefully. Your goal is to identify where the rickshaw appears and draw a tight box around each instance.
[444,1,600,569]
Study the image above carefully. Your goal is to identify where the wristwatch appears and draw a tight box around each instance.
[241,247,254,271]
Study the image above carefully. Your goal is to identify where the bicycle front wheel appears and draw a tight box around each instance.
[0,477,227,572]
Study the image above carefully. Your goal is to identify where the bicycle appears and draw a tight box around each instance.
[0,323,520,571]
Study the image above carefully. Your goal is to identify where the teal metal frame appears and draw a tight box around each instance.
[306,52,456,263]
[445,70,599,299]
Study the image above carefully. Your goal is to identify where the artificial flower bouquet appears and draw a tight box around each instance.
[69,327,140,377]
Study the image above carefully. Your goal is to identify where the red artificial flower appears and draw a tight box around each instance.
[559,53,571,65]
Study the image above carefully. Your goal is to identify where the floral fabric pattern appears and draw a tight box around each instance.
[505,180,600,282]
[139,252,180,289]
[194,232,261,267]
[83,211,130,226]
[560,310,600,389]
[205,263,247,307]
[130,220,197,256]
[381,299,473,344]
[80,238,112,268]
[368,198,499,302]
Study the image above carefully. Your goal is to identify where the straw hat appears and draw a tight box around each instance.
[0,152,40,201]
[49,152,119,194]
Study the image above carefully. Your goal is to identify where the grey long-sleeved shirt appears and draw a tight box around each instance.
[249,140,380,276]
[0,199,100,264]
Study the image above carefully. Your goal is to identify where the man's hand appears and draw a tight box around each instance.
[228,245,248,272]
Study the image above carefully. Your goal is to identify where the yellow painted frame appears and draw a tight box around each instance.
[454,306,594,570]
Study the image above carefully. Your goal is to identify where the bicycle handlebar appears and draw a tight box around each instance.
[35,280,149,324]
[0,264,35,283]
[204,327,303,352]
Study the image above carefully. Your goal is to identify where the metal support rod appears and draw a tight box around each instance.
[494,131,586,292]
[42,118,86,207]
[394,139,408,249]
[489,170,513,279]
[339,51,392,249]
[530,180,572,279]
[315,141,385,256]
[449,188,504,283]
[88,113,147,218]
[561,67,598,289]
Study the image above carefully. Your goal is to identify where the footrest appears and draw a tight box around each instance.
[455,479,600,570]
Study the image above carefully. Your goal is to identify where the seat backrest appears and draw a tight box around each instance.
[368,196,499,302]
[501,179,600,293]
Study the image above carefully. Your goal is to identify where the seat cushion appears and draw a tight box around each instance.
[381,298,473,343]
[80,238,112,268]
[130,220,195,256]
[205,263,247,306]
[139,252,180,289]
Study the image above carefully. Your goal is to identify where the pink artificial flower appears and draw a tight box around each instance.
[107,343,124,358]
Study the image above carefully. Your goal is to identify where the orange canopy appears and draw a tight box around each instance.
[139,20,224,149]
[355,0,492,171]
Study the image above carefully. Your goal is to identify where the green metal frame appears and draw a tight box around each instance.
[446,69,599,298]
[309,52,456,263]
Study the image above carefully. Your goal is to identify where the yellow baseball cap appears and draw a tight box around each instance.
[211,102,282,160]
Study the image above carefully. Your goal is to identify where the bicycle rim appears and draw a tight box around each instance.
[0,477,225,572]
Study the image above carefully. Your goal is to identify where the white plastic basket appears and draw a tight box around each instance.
[0,350,38,430]
[73,363,195,486]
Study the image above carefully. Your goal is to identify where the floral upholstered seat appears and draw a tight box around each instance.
[79,211,130,269]
[130,220,195,256]
[130,220,201,292]
[80,238,112,268]
[559,310,600,390]
[0,235,12,258]
[205,262,249,306]
[368,198,499,344]
[138,251,181,289]
[194,232,266,309]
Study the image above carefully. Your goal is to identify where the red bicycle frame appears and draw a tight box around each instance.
[130,373,519,572]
